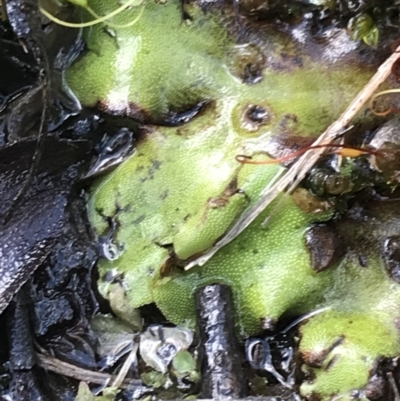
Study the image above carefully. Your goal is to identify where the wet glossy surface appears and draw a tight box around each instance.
[85,128,135,179]
[0,138,90,314]
[196,285,247,399]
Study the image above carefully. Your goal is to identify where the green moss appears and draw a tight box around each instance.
[67,0,375,129]
[300,311,400,399]
[83,0,376,330]
[66,0,400,398]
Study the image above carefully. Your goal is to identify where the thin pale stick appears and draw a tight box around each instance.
[36,352,144,390]
[111,341,139,388]
[387,371,400,401]
[185,45,400,270]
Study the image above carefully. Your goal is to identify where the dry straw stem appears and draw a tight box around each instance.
[186,44,400,270]
[111,342,139,388]
[37,352,144,390]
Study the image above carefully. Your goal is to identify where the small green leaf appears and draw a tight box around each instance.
[172,350,196,374]
[75,382,95,401]
[363,26,379,47]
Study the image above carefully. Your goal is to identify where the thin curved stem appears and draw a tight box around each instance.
[40,0,144,28]
[369,88,400,116]
[85,4,144,28]
[236,144,382,166]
